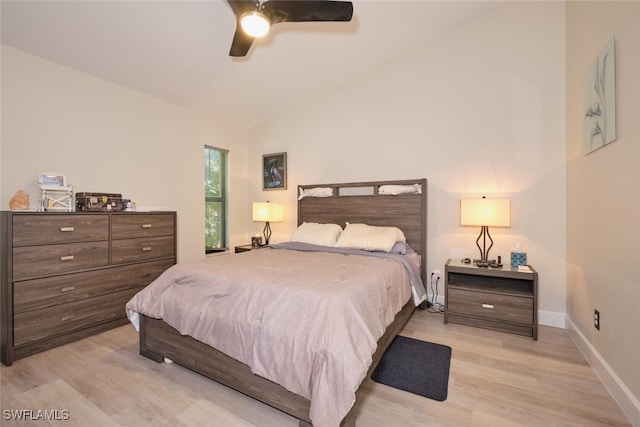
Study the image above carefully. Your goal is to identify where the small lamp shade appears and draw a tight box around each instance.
[252,202,284,222]
[460,198,510,227]
[252,202,283,246]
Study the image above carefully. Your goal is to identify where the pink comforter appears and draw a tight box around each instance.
[126,246,413,427]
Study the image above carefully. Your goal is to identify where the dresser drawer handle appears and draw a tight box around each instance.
[142,247,152,252]
[60,227,75,232]
[61,315,75,322]
[60,286,76,293]
[482,303,495,310]
[60,255,75,261]
[142,224,152,228]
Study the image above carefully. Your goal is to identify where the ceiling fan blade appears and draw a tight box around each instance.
[262,1,353,25]
[226,0,258,17]
[229,23,255,57]
[226,0,258,57]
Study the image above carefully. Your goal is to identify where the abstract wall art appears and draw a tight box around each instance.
[583,37,616,155]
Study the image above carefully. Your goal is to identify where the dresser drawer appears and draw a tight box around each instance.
[13,241,109,280]
[14,259,175,314]
[111,236,175,265]
[111,214,174,239]
[448,288,533,325]
[12,215,109,247]
[13,288,138,347]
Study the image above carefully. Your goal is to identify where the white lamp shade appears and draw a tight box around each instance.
[460,198,510,227]
[253,202,284,222]
[241,11,270,38]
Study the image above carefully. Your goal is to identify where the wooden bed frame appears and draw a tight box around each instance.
[139,178,428,427]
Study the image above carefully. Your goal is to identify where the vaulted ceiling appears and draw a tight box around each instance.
[1,1,502,128]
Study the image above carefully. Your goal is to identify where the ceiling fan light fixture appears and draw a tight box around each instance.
[240,11,270,38]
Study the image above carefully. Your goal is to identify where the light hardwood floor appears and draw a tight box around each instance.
[0,310,631,426]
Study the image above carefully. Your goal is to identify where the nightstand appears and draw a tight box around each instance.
[234,245,261,253]
[444,259,538,340]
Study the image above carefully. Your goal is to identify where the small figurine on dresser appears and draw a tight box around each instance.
[9,190,29,210]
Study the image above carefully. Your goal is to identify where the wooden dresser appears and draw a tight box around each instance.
[1,211,176,366]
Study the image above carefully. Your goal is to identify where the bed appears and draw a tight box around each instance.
[126,178,428,427]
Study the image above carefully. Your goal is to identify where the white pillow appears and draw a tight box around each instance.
[290,222,343,247]
[298,187,333,200]
[378,184,422,195]
[335,223,406,253]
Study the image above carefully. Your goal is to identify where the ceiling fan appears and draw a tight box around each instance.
[226,0,354,57]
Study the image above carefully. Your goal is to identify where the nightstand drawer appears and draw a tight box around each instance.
[14,259,174,314]
[112,214,175,239]
[12,241,110,280]
[13,288,137,347]
[111,236,175,264]
[448,288,533,325]
[12,214,109,247]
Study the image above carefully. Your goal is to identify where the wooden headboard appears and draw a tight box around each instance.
[298,178,428,283]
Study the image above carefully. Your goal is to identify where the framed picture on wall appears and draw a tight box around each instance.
[262,152,287,190]
[583,37,616,155]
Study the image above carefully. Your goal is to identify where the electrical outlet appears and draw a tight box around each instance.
[594,309,600,330]
[431,269,441,284]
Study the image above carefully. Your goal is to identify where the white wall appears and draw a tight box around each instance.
[566,2,640,423]
[2,1,637,421]
[0,46,250,262]
[247,2,567,325]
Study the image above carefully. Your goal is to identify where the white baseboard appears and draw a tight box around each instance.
[538,309,565,328]
[566,316,640,427]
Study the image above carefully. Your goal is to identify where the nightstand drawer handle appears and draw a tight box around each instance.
[60,227,75,232]
[482,303,495,309]
[142,224,152,228]
[60,255,75,261]
[61,314,75,322]
[60,286,75,293]
[142,247,152,252]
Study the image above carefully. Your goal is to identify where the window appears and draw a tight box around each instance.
[204,145,228,254]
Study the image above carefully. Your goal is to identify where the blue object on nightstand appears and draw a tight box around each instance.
[511,252,527,267]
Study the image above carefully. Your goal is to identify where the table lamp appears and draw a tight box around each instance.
[460,197,510,262]
[252,201,284,245]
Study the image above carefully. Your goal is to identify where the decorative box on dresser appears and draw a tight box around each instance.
[1,211,176,366]
[444,259,538,340]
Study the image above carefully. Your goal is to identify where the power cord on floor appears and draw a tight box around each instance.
[427,273,445,313]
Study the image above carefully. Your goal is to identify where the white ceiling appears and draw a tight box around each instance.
[1,0,502,128]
